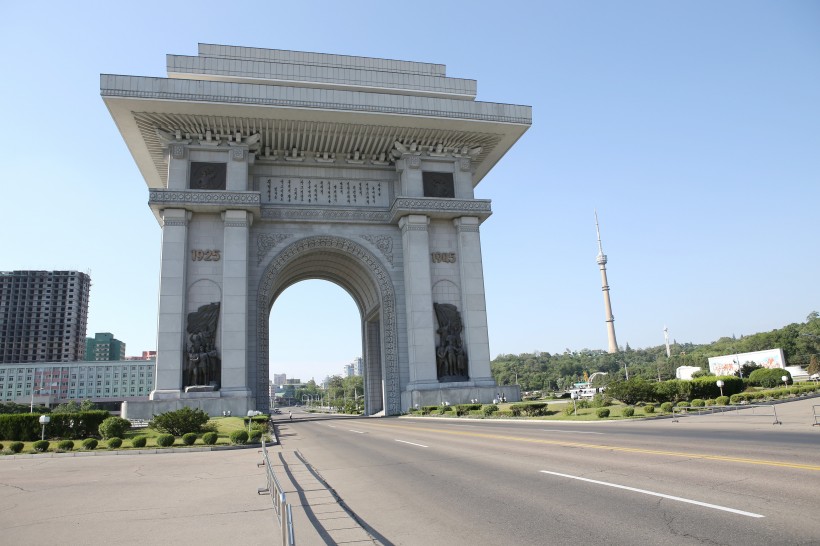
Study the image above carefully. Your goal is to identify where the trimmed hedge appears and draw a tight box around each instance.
[82,438,98,450]
[482,404,499,416]
[596,408,610,418]
[660,402,674,413]
[749,368,791,388]
[644,404,655,414]
[131,436,147,448]
[202,432,218,445]
[510,403,549,417]
[182,432,198,446]
[10,441,24,453]
[248,430,262,443]
[156,434,175,447]
[0,410,110,441]
[230,430,249,445]
[716,396,730,406]
[107,437,123,449]
[621,406,635,417]
[58,440,74,451]
[149,407,210,436]
[33,440,49,452]
[99,416,131,439]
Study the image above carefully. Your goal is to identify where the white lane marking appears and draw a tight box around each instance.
[539,470,764,518]
[349,429,365,434]
[541,429,604,435]
[395,439,429,448]
[326,425,336,428]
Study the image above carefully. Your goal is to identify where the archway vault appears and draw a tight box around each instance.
[256,235,399,415]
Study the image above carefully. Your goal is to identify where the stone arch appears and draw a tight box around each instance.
[256,235,399,415]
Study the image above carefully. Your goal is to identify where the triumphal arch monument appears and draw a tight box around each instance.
[103,44,531,417]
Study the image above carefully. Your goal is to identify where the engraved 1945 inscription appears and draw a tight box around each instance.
[191,250,221,261]
[431,252,456,263]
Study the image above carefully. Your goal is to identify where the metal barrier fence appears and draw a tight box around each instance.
[813,405,820,426]
[672,404,782,425]
[258,440,295,546]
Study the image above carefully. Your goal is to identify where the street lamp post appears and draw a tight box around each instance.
[781,375,789,389]
[716,379,724,398]
[39,415,50,441]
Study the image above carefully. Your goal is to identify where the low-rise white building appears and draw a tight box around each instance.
[0,360,155,406]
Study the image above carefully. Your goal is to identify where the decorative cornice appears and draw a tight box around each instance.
[223,221,250,228]
[256,236,399,414]
[390,197,491,223]
[161,218,188,227]
[150,189,260,205]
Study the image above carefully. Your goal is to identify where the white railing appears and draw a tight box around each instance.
[258,440,295,545]
[671,404,782,425]
[813,405,820,427]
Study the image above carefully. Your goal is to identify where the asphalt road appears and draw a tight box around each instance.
[276,401,820,545]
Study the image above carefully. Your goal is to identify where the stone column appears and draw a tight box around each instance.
[151,208,189,399]
[454,216,494,386]
[220,210,252,398]
[399,214,438,388]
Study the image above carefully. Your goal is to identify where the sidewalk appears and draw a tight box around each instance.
[266,426,380,545]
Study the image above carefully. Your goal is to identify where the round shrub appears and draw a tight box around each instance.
[660,402,674,413]
[676,401,689,407]
[0,443,3,451]
[596,408,610,418]
[82,438,98,450]
[691,399,705,407]
[482,404,499,416]
[202,432,218,445]
[749,368,791,388]
[563,404,576,416]
[621,406,635,418]
[107,437,123,449]
[131,436,147,448]
[10,442,24,453]
[58,440,75,451]
[156,434,175,447]
[98,416,131,439]
[248,430,262,443]
[33,440,49,452]
[730,393,747,404]
[644,404,655,414]
[705,399,716,406]
[230,430,249,445]
[182,432,198,446]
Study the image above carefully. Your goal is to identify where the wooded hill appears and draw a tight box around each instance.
[490,312,820,392]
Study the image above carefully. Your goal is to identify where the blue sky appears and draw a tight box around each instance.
[2,1,818,383]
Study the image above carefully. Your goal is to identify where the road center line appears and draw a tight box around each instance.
[349,429,365,434]
[540,470,764,518]
[395,439,429,448]
[541,430,604,435]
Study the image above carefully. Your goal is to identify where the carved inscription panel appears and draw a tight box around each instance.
[190,162,227,190]
[191,250,222,261]
[258,178,390,207]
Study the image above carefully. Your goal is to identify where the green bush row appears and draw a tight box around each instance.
[0,411,110,441]
[606,376,744,405]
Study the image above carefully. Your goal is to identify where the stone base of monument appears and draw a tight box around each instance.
[184,385,216,393]
[401,384,521,411]
[122,391,255,420]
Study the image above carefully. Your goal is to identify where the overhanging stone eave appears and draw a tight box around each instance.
[103,92,529,188]
[389,197,492,224]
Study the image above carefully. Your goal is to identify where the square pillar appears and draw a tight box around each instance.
[220,210,251,396]
[151,208,189,399]
[454,216,494,386]
[399,214,438,387]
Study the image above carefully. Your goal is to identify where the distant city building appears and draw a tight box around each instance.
[125,350,157,361]
[285,378,302,385]
[0,270,91,363]
[343,357,363,377]
[0,359,155,406]
[85,332,127,361]
[273,373,287,386]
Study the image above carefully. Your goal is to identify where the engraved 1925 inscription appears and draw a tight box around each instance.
[431,252,456,263]
[191,250,221,261]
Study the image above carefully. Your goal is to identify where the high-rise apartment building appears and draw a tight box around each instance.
[85,332,127,361]
[273,373,287,386]
[0,271,91,363]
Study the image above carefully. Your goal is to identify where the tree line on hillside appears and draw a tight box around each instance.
[491,312,820,392]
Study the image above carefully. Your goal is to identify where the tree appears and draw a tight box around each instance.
[807,355,819,375]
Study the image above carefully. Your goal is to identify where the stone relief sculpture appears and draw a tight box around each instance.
[184,302,221,389]
[434,303,469,381]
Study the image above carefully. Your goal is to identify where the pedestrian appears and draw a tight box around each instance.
[289,410,292,420]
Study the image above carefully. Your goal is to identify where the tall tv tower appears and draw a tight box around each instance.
[595,211,618,353]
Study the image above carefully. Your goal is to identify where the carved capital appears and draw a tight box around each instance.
[407,155,421,169]
[170,143,186,160]
[231,147,246,161]
[459,158,471,172]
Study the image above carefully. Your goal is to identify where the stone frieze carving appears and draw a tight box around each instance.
[149,189,261,206]
[256,233,292,265]
[261,207,391,223]
[434,303,469,382]
[184,302,221,389]
[361,235,394,266]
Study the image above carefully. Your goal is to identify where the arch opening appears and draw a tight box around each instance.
[256,236,399,415]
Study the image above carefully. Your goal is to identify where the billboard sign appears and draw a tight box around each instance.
[708,348,785,376]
